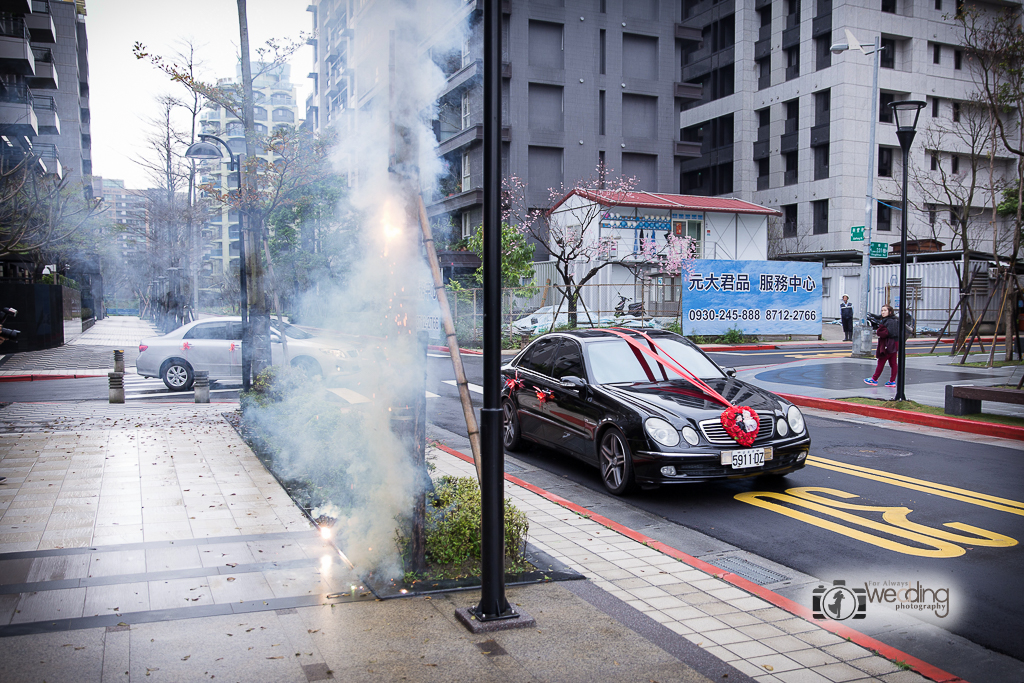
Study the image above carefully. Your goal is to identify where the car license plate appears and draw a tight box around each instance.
[720,447,770,469]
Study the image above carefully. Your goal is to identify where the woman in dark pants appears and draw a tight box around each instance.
[839,294,854,341]
[865,305,900,387]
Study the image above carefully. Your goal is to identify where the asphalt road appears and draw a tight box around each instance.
[423,352,1024,665]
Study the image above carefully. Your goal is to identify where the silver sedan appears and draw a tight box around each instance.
[136,317,361,390]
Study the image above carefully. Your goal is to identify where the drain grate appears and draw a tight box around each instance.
[712,556,790,586]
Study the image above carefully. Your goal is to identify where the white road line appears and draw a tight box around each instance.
[126,388,239,399]
[426,390,440,398]
[427,353,449,358]
[327,388,372,404]
[442,379,483,394]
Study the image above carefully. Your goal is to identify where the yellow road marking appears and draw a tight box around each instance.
[808,456,1024,516]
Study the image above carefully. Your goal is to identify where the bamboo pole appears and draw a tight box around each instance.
[416,196,483,485]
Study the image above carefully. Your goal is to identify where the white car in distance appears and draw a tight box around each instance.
[136,317,360,390]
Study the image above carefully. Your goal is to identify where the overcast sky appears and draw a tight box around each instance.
[88,0,314,190]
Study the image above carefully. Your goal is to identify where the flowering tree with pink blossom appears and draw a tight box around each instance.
[504,164,696,327]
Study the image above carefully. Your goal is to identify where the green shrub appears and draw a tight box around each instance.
[716,326,746,344]
[417,475,530,575]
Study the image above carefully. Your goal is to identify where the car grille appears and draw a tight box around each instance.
[698,411,775,445]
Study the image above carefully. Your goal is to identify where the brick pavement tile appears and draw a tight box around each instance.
[761,634,815,654]
[724,639,779,659]
[701,628,753,646]
[704,645,741,663]
[698,600,740,616]
[786,649,840,667]
[776,617,822,634]
[728,596,774,611]
[747,653,803,674]
[795,630,847,648]
[682,615,731,632]
[660,581,700,596]
[664,621,693,635]
[660,605,709,621]
[642,595,688,610]
[738,622,789,639]
[811,662,873,682]
[847,656,901,676]
[822,642,875,661]
[718,611,765,628]
[772,669,835,683]
[624,585,669,600]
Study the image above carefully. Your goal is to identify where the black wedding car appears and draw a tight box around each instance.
[501,329,811,495]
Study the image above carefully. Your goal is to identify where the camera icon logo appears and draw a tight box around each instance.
[812,580,867,620]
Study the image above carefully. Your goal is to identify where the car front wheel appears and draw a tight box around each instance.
[502,399,522,450]
[599,427,635,496]
[162,359,194,391]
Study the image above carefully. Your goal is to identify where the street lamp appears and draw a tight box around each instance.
[830,29,887,357]
[185,134,252,392]
[888,100,925,402]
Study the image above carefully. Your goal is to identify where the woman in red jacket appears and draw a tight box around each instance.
[864,305,900,387]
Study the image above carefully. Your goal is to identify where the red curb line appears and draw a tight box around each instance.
[433,442,967,683]
[0,374,105,382]
[428,345,483,355]
[697,344,778,352]
[777,393,1024,442]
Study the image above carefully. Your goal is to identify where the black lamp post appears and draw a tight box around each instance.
[185,134,251,392]
[888,100,925,402]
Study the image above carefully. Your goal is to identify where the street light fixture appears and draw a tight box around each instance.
[830,29,887,357]
[185,134,252,392]
[888,100,926,402]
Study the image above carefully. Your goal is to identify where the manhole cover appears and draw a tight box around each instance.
[821,446,912,458]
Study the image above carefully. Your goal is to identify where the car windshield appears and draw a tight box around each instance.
[586,337,725,384]
[271,321,314,339]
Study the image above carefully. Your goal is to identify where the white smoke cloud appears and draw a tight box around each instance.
[245,0,467,579]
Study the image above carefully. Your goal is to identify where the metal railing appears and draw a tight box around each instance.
[0,16,29,40]
[0,83,32,104]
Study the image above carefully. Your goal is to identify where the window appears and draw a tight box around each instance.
[461,212,472,238]
[462,36,472,68]
[461,91,471,129]
[272,108,295,122]
[253,106,267,121]
[599,29,606,75]
[461,152,471,190]
[932,97,940,117]
[816,37,832,70]
[184,323,229,340]
[882,0,896,12]
[927,203,937,227]
[813,199,829,234]
[551,340,585,380]
[785,151,798,185]
[952,101,961,122]
[520,337,559,376]
[879,92,895,122]
[934,0,941,9]
[822,277,831,297]
[951,155,960,174]
[877,201,892,231]
[880,39,895,68]
[814,144,830,180]
[814,89,830,126]
[271,93,292,105]
[954,50,962,69]
[933,44,941,64]
[786,46,800,80]
[758,157,770,189]
[930,153,939,170]
[757,58,771,90]
[598,90,605,135]
[783,204,798,237]
[878,147,893,177]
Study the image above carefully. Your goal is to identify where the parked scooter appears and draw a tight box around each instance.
[614,295,645,318]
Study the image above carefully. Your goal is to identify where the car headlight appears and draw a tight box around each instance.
[320,348,344,357]
[776,417,789,437]
[645,418,680,447]
[681,425,700,446]
[787,405,805,434]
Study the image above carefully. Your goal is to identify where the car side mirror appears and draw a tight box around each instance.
[724,367,737,377]
[560,375,587,388]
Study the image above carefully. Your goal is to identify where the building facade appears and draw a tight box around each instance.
[197,63,300,278]
[0,0,91,183]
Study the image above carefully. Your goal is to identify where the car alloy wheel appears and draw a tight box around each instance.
[162,360,194,391]
[599,428,635,495]
[502,399,522,450]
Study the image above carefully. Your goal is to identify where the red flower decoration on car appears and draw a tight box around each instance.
[533,386,554,404]
[720,406,760,447]
[181,342,191,351]
[229,342,236,352]
[504,372,524,392]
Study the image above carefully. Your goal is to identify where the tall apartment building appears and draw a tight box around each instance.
[90,177,149,258]
[197,63,300,277]
[303,0,1016,260]
[0,0,91,183]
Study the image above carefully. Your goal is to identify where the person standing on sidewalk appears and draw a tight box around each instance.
[839,294,854,341]
[865,305,900,387]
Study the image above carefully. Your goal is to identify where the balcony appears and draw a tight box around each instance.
[439,59,480,100]
[675,23,702,42]
[757,175,770,190]
[753,140,770,159]
[27,47,57,89]
[674,140,702,158]
[425,188,484,217]
[674,81,703,100]
[785,12,800,29]
[32,141,61,178]
[0,18,34,76]
[32,94,58,134]
[780,130,799,153]
[0,84,37,137]
[812,14,831,38]
[786,64,800,80]
[782,25,800,50]
[25,9,55,44]
[784,169,798,185]
[0,0,31,12]
[759,24,771,41]
[755,38,771,60]
[810,123,830,146]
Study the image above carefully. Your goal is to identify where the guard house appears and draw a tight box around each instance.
[544,190,782,318]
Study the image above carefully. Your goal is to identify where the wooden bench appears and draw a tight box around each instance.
[944,385,1024,415]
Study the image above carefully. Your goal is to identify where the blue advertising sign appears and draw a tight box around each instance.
[681,260,822,336]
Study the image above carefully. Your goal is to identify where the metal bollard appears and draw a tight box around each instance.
[113,349,125,373]
[194,370,210,403]
[108,372,125,404]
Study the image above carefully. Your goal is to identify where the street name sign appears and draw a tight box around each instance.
[850,226,865,241]
[869,242,889,258]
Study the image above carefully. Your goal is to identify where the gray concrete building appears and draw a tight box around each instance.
[0,0,90,183]
[302,0,1018,261]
